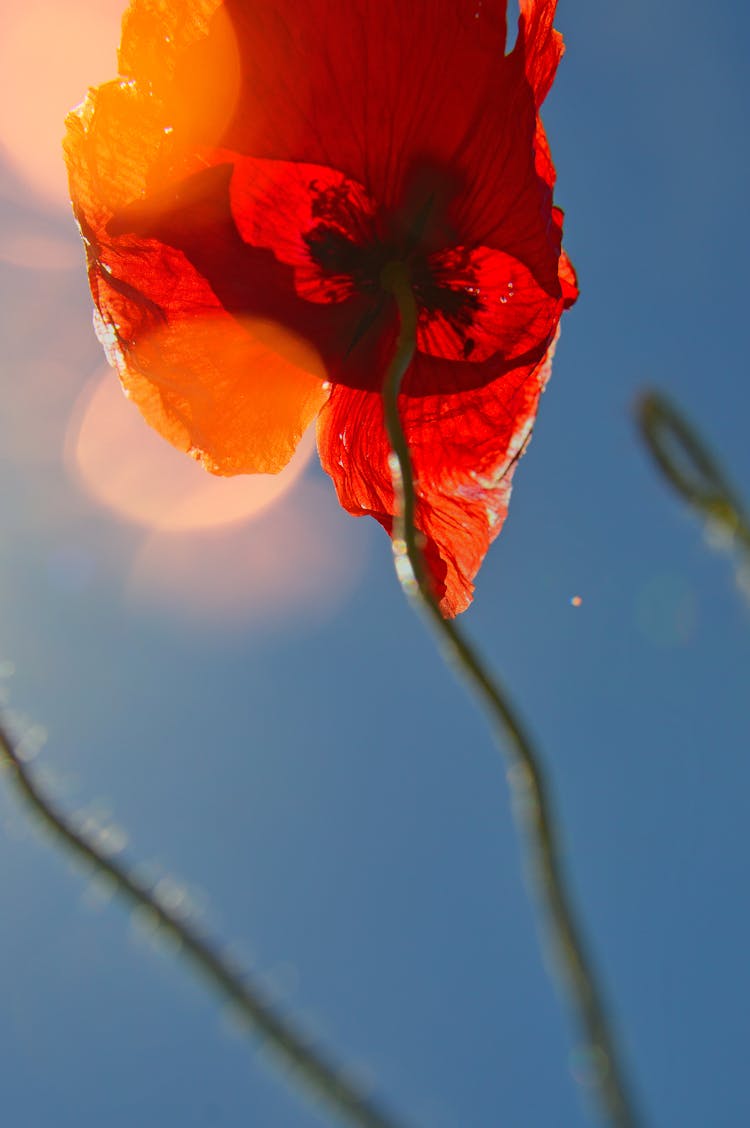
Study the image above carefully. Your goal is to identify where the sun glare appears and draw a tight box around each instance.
[0,227,79,271]
[67,369,316,532]
[126,481,367,628]
[0,0,125,208]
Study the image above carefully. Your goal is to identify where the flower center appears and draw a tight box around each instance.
[304,210,483,361]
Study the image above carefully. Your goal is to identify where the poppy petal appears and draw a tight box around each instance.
[228,155,377,303]
[418,245,562,364]
[93,238,328,476]
[119,0,241,148]
[557,244,579,308]
[517,0,565,107]
[216,3,564,282]
[65,82,327,475]
[119,304,329,476]
[220,0,510,209]
[317,337,559,617]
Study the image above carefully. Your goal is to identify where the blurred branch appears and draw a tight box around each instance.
[381,261,642,1128]
[637,391,750,557]
[0,715,413,1128]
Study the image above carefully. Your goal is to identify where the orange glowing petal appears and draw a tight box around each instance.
[63,1,240,222]
[0,0,124,208]
[64,63,328,476]
[68,369,315,531]
[66,85,330,473]
[120,314,329,475]
[119,0,240,149]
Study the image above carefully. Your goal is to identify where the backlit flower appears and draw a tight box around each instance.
[65,0,578,615]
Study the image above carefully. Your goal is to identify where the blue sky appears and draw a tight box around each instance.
[1,1,749,1126]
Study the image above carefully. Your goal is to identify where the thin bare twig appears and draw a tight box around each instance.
[0,715,413,1128]
[380,261,642,1128]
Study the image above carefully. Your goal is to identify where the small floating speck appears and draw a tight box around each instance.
[570,595,582,607]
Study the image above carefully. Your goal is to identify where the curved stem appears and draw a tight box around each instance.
[380,262,642,1128]
[637,391,750,555]
[0,716,413,1128]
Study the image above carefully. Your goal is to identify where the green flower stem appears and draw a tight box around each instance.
[637,391,750,555]
[0,716,412,1128]
[380,261,641,1128]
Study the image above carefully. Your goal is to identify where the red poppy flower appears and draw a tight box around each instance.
[65,0,578,616]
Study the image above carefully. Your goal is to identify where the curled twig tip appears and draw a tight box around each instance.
[636,390,750,556]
